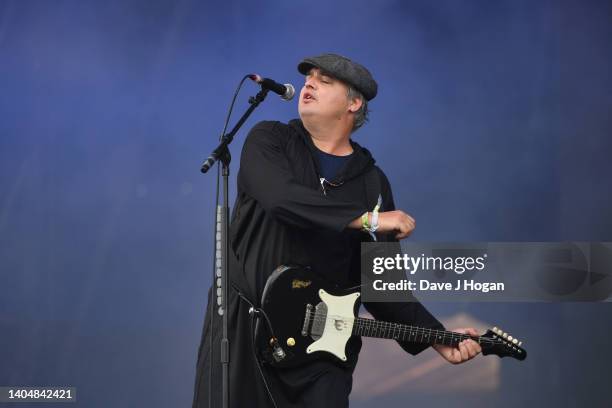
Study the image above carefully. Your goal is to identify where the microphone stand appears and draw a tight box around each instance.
[200,87,270,408]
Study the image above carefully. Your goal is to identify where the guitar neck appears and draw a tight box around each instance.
[353,317,479,347]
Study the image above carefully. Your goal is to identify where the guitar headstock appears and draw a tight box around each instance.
[480,327,527,361]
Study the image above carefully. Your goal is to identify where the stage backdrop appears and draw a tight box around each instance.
[1,0,611,406]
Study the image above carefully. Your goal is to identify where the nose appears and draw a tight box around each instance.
[304,76,317,89]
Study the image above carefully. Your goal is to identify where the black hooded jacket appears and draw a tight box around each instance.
[193,119,444,408]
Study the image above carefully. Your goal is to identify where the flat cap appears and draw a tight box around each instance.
[297,53,378,101]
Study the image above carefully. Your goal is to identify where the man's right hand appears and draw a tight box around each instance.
[376,210,415,239]
[349,210,416,239]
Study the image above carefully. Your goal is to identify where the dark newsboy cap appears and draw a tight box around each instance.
[297,53,378,101]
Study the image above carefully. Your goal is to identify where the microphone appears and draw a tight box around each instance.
[249,74,295,101]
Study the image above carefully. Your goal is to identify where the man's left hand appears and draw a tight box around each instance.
[432,327,482,364]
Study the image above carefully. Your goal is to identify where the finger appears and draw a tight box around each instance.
[459,341,469,361]
[396,222,413,239]
[404,220,415,234]
[404,225,415,236]
[466,341,477,356]
[450,348,462,364]
[444,347,460,364]
[395,227,406,238]
[459,342,470,361]
[396,230,412,240]
[465,340,479,358]
[470,339,482,354]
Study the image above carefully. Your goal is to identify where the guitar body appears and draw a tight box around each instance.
[256,265,360,368]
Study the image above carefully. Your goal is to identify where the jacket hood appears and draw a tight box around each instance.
[288,118,376,183]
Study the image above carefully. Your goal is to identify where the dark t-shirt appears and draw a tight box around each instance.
[315,148,353,181]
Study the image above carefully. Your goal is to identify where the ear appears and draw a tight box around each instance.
[348,96,363,113]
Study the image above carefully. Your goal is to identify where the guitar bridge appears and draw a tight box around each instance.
[302,303,313,337]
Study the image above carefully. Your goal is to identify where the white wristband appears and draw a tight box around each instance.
[364,194,382,241]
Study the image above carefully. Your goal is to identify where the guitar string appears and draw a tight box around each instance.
[314,319,507,347]
[303,315,513,346]
[299,322,525,359]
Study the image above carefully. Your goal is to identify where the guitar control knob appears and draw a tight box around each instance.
[287,338,296,347]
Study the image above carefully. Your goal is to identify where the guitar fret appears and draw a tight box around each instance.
[356,316,514,361]
[355,318,475,348]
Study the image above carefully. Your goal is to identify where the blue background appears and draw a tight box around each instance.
[1,0,611,406]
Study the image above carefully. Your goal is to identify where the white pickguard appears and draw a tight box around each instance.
[306,289,360,361]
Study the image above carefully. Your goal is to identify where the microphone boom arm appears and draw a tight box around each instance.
[200,87,270,173]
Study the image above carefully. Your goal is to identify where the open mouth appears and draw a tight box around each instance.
[302,92,316,101]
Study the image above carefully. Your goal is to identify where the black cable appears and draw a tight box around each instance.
[234,288,278,339]
[234,289,279,408]
[250,309,279,408]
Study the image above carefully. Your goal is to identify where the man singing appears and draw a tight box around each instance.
[193,53,481,408]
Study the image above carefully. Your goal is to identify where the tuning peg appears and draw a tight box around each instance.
[493,326,498,332]
[502,332,508,339]
[512,338,518,344]
[508,335,513,341]
[518,341,522,346]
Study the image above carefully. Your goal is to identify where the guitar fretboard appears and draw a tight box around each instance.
[352,317,482,347]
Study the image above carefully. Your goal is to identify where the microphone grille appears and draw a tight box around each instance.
[282,84,295,101]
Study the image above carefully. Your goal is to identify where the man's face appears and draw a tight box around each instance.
[298,68,353,123]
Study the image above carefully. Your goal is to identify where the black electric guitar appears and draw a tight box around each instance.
[256,265,527,368]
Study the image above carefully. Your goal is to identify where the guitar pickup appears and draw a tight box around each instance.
[302,303,313,336]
